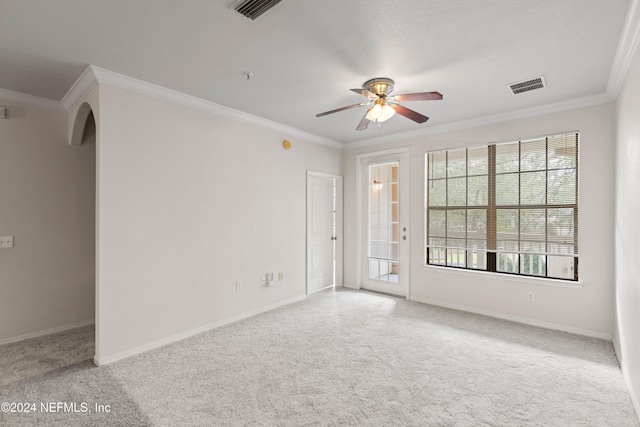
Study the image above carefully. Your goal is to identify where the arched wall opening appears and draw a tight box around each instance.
[70,102,96,146]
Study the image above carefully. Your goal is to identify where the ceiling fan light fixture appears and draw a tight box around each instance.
[365,104,381,121]
[379,104,396,122]
[365,100,395,123]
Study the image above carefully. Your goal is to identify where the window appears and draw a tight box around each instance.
[369,162,399,282]
[426,132,578,281]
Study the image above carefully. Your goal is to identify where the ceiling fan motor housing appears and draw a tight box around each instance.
[364,78,394,97]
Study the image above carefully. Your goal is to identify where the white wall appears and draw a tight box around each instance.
[614,34,640,414]
[343,102,616,337]
[95,84,341,363]
[0,102,95,343]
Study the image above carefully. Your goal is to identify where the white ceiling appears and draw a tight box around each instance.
[0,0,633,144]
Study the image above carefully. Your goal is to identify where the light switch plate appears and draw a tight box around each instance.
[0,236,14,248]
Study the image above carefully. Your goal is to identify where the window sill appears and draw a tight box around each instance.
[421,264,584,289]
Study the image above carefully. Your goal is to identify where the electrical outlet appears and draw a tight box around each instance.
[0,236,14,249]
[264,273,275,287]
[526,291,535,302]
[236,281,243,292]
[278,272,284,281]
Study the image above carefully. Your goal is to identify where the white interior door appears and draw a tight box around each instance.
[307,174,336,294]
[359,151,409,297]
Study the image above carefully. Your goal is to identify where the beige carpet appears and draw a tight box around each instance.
[1,288,637,426]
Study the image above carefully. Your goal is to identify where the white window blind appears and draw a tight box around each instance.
[426,132,578,280]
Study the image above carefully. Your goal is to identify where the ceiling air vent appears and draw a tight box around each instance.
[508,76,546,95]
[232,0,283,20]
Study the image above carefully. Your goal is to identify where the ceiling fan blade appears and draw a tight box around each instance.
[350,88,379,99]
[356,109,372,131]
[316,102,367,117]
[392,91,443,102]
[390,103,429,124]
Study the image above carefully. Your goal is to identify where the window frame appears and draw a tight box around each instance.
[425,132,579,281]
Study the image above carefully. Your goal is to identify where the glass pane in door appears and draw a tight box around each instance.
[369,162,399,283]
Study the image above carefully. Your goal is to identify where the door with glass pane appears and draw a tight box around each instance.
[361,158,408,296]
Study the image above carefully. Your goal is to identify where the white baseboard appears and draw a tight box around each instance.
[621,362,640,422]
[0,319,95,346]
[308,284,336,295]
[613,333,622,365]
[409,295,613,341]
[94,294,307,366]
[614,335,640,422]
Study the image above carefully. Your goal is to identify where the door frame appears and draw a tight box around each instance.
[306,171,344,297]
[355,147,410,298]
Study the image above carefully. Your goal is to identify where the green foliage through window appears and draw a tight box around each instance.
[425,133,579,281]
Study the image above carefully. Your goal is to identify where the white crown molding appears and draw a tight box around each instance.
[1,64,342,149]
[607,0,640,99]
[61,65,99,112]
[3,53,624,152]
[86,66,343,149]
[0,87,65,112]
[344,92,614,150]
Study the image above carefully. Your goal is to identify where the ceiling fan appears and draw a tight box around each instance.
[316,77,443,131]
